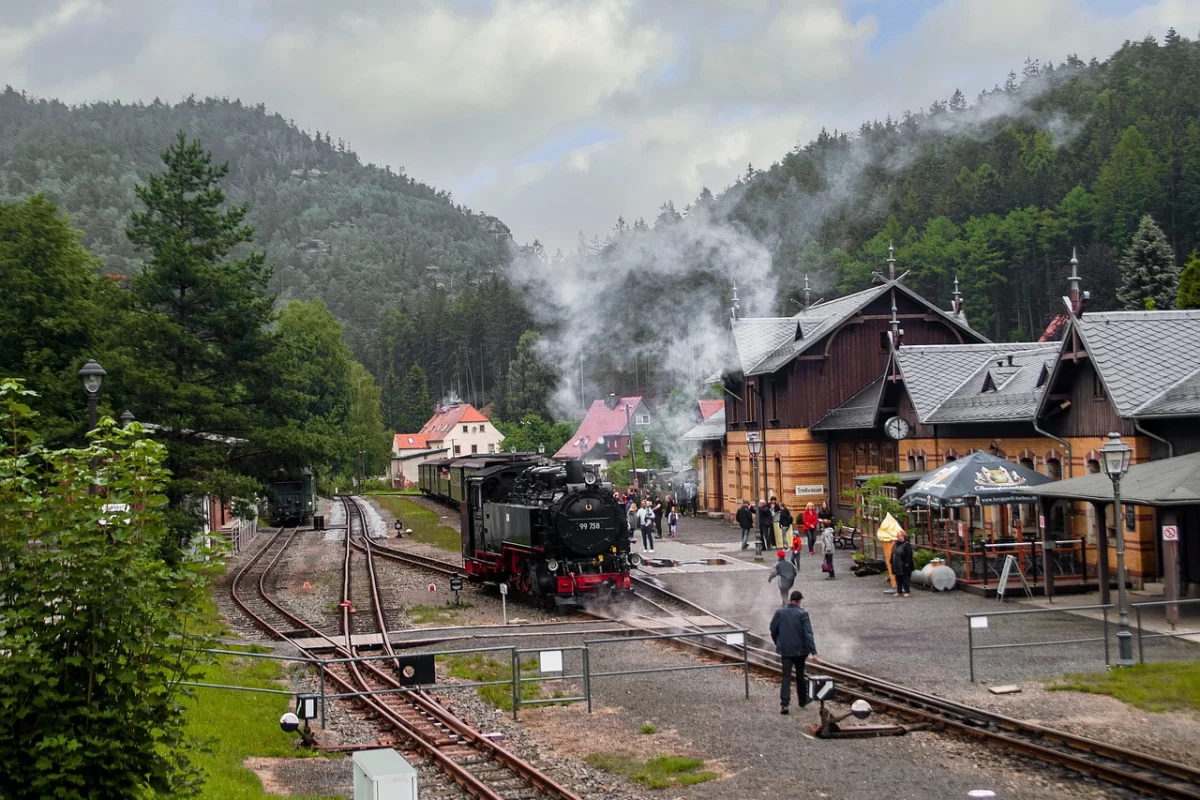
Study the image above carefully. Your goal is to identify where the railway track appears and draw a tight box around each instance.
[229,497,581,800]
[626,574,1200,800]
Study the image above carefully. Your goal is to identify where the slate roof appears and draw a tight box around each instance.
[681,407,726,441]
[554,396,644,459]
[1023,450,1200,506]
[810,374,887,431]
[894,342,1058,424]
[1073,310,1200,418]
[728,281,978,376]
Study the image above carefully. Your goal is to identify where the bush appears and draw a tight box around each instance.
[912,548,936,572]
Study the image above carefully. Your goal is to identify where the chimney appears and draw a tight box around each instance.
[887,242,897,281]
[803,273,812,311]
[1067,247,1083,316]
[730,281,741,320]
[606,393,618,411]
[1006,354,1014,367]
[952,275,963,315]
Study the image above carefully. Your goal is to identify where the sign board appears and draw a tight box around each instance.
[793,485,825,496]
[1039,515,1045,530]
[725,632,745,646]
[745,431,761,443]
[1125,506,1136,532]
[807,675,835,702]
[1162,525,1179,542]
[539,650,563,673]
[969,616,988,629]
[499,582,508,596]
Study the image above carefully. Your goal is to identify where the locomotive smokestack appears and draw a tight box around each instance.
[565,459,585,485]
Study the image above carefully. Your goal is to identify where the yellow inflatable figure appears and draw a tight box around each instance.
[876,512,904,588]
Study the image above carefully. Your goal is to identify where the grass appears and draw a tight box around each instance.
[585,753,718,790]
[445,653,567,711]
[1046,661,1200,712]
[373,495,461,552]
[408,602,473,625]
[639,723,659,734]
[364,488,423,496]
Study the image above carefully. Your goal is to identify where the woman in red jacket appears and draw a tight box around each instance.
[802,502,819,554]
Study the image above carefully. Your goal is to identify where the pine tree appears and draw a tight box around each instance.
[122,132,276,555]
[500,331,557,421]
[1177,251,1200,310]
[397,363,433,433]
[1095,126,1160,250]
[1118,215,1180,310]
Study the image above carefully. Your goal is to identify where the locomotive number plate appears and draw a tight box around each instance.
[577,521,603,531]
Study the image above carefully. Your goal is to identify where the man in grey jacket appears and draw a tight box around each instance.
[769,590,818,714]
[767,549,796,607]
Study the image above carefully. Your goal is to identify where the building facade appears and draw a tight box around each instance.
[555,396,653,469]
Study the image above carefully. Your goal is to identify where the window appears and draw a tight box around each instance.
[488,443,495,453]
[638,414,650,425]
[1092,371,1106,399]
[454,445,462,455]
[463,425,469,433]
[836,443,854,507]
[879,331,890,352]
[735,457,743,499]
[471,444,478,454]
[745,383,757,423]
[774,456,783,500]
[770,376,782,420]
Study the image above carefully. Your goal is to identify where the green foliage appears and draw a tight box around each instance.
[841,474,907,530]
[406,604,473,625]
[912,548,936,572]
[0,195,122,442]
[604,434,668,490]
[585,753,718,789]
[1095,126,1161,251]
[1118,215,1179,310]
[1177,251,1200,309]
[443,654,542,711]
[493,413,575,456]
[496,330,557,422]
[0,381,210,799]
[372,496,460,552]
[1047,661,1200,712]
[393,363,434,433]
[639,722,660,734]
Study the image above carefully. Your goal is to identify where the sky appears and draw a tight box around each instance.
[2,0,1198,251]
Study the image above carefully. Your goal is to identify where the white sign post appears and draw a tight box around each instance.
[499,582,508,625]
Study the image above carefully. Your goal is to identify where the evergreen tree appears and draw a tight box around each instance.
[1094,126,1161,251]
[1177,251,1200,309]
[1118,215,1180,310]
[121,133,277,555]
[397,363,434,433]
[500,330,557,421]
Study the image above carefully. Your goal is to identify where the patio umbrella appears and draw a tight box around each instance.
[900,451,1052,509]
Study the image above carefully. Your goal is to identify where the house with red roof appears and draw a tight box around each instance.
[697,399,724,421]
[554,396,653,467]
[389,403,504,487]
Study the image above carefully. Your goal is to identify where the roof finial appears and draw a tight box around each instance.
[730,280,740,321]
[803,273,812,311]
[889,296,900,349]
[952,274,963,315]
[887,241,896,281]
[1067,246,1083,315]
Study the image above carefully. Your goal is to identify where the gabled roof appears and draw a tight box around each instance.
[894,342,1057,424]
[394,433,432,450]
[419,404,491,438]
[1071,310,1200,418]
[554,396,644,460]
[681,407,726,441]
[1024,450,1200,506]
[698,399,724,420]
[728,280,979,376]
[810,374,887,432]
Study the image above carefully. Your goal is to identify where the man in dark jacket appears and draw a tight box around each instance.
[735,500,754,550]
[769,590,818,714]
[767,550,797,607]
[757,500,775,549]
[891,530,915,597]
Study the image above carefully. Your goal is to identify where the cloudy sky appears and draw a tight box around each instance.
[3,0,1198,250]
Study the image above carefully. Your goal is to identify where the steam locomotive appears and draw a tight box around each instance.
[461,458,639,605]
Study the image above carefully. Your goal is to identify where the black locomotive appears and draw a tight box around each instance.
[269,468,315,526]
[462,458,639,604]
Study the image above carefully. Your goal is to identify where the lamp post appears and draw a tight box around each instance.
[538,442,545,455]
[119,410,135,428]
[78,359,106,432]
[747,432,763,559]
[1100,432,1134,667]
[357,449,366,495]
[614,393,639,490]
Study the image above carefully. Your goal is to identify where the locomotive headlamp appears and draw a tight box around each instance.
[547,559,560,572]
[583,472,597,486]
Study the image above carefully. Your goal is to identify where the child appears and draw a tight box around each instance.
[667,506,680,538]
[789,529,803,568]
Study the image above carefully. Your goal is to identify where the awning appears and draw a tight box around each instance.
[901,451,1052,509]
[1021,451,1200,507]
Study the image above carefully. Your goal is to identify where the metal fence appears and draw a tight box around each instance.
[183,627,751,725]
[965,598,1200,682]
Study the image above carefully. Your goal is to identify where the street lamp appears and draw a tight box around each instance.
[538,442,545,455]
[510,445,517,454]
[1100,432,1134,667]
[78,359,106,432]
[119,410,135,428]
[643,438,652,455]
[747,433,763,560]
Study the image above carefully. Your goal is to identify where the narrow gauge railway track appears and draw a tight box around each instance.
[624,575,1200,800]
[236,496,580,800]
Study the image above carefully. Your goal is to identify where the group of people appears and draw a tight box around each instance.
[619,485,682,554]
[737,498,838,578]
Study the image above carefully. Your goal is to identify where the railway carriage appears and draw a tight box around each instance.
[269,468,315,526]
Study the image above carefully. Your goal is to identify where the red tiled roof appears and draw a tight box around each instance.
[419,404,490,438]
[1038,312,1070,343]
[698,399,724,420]
[554,396,643,460]
[394,433,431,450]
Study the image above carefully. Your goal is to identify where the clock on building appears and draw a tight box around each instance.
[884,416,912,441]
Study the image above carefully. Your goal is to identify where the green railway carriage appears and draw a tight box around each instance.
[418,454,535,507]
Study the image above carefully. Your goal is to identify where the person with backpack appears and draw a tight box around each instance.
[767,549,797,607]
[667,506,680,539]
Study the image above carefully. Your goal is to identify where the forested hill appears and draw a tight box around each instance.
[0,90,512,339]
[645,30,1200,343]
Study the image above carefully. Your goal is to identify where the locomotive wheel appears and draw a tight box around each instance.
[509,560,533,596]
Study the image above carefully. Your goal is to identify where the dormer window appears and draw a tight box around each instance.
[981,373,997,393]
[794,322,803,341]
[1036,364,1050,388]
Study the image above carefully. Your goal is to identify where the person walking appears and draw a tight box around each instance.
[777,503,794,547]
[818,500,834,530]
[802,502,819,554]
[736,500,754,550]
[821,525,836,579]
[758,499,775,550]
[667,506,680,539]
[636,500,656,554]
[626,501,639,545]
[652,493,665,539]
[891,530,914,597]
[770,590,818,715]
[789,526,803,569]
[767,550,797,607]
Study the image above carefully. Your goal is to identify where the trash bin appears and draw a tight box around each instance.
[313,515,324,531]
